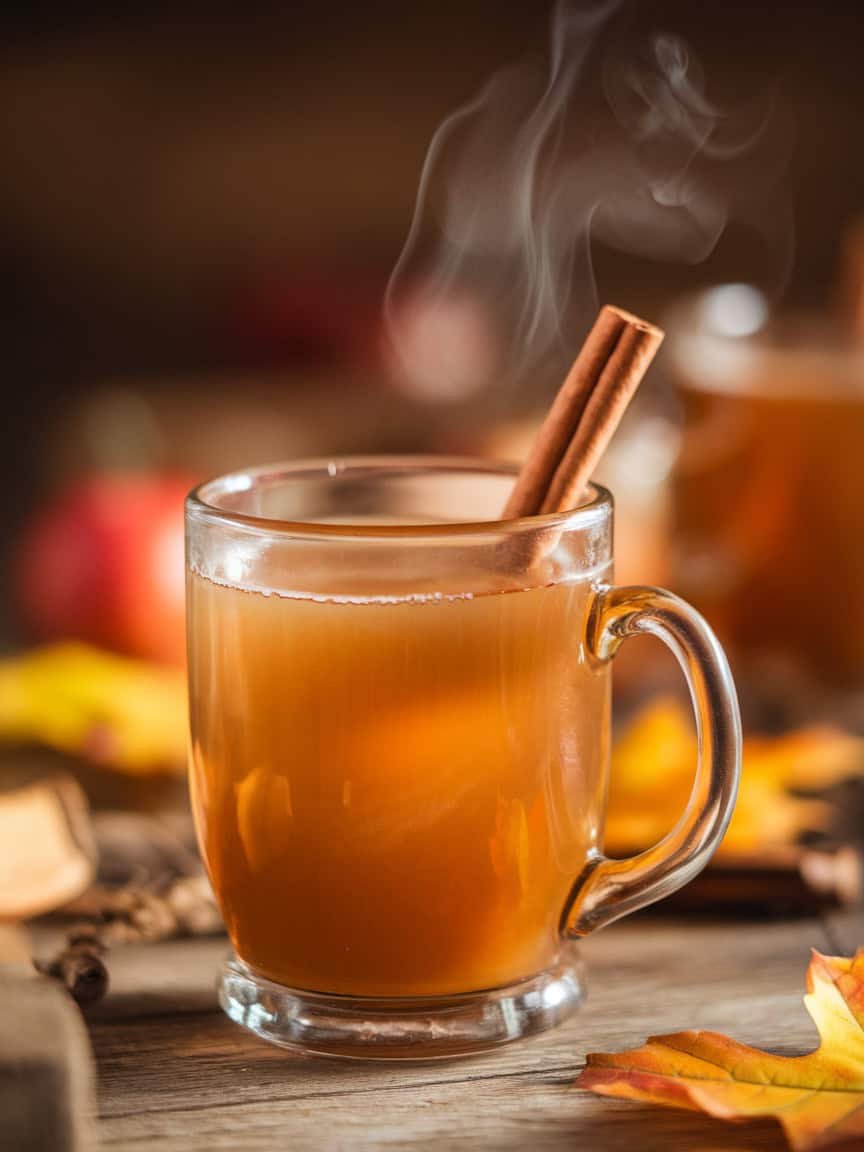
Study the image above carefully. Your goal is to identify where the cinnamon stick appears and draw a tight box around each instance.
[504,305,664,519]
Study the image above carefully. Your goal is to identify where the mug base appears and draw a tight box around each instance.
[219,946,584,1059]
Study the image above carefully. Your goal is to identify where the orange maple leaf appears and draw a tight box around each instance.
[578,949,864,1151]
[605,698,864,858]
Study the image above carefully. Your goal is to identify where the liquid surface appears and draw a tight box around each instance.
[188,572,610,996]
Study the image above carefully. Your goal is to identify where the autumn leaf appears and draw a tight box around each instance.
[606,698,864,858]
[578,948,864,1151]
[0,643,187,774]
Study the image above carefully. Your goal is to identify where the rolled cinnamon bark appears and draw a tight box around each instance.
[503,305,663,520]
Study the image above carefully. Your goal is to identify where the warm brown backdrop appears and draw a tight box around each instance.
[0,0,862,621]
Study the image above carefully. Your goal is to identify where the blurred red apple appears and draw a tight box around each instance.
[14,472,193,665]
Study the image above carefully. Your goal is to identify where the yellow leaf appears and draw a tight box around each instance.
[578,948,864,1151]
[606,699,863,859]
[606,698,694,846]
[746,726,864,791]
[0,643,187,775]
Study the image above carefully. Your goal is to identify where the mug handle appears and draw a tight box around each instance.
[563,585,742,936]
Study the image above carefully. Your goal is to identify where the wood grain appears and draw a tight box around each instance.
[83,916,832,1151]
[0,946,96,1152]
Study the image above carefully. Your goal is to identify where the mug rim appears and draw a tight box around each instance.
[187,455,611,541]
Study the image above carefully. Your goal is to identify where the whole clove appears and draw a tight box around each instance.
[38,874,223,1004]
[41,926,110,1003]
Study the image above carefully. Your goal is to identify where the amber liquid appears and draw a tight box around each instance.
[188,572,609,996]
[674,377,864,689]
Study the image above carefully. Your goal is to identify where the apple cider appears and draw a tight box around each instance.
[188,570,610,997]
[669,301,864,693]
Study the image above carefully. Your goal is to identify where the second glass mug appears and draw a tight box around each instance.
[186,457,740,1057]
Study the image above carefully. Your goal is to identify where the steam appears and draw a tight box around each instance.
[385,0,787,399]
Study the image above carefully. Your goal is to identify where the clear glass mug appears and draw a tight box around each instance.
[667,285,864,710]
[186,457,740,1058]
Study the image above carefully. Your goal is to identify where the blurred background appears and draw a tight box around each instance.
[3,0,864,924]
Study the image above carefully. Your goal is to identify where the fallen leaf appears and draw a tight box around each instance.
[747,726,864,792]
[0,643,187,774]
[578,948,864,1151]
[606,698,864,858]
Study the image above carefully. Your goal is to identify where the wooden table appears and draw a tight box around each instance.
[86,912,861,1151]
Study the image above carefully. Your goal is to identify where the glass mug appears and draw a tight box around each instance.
[667,285,864,708]
[186,457,740,1057]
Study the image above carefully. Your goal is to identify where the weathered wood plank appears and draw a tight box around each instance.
[0,925,96,1152]
[99,1073,789,1152]
[88,917,828,1150]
